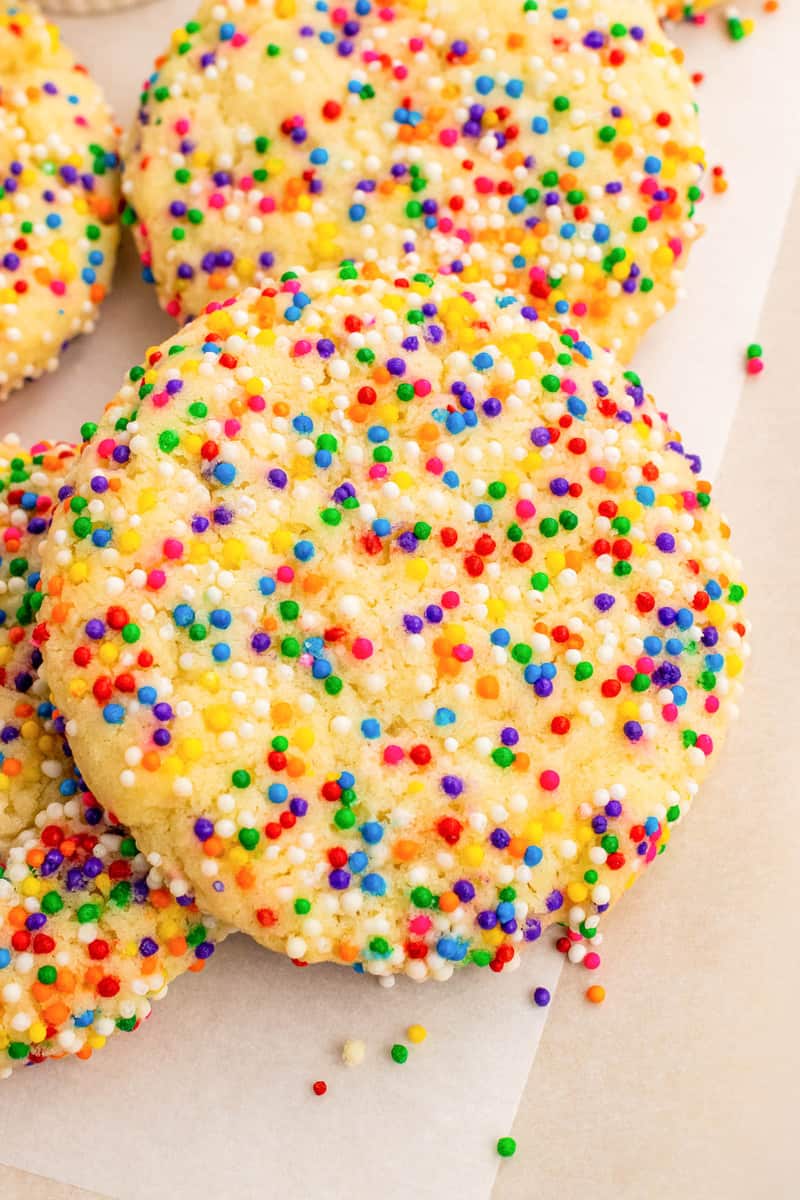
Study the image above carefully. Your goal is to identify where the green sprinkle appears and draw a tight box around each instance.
[238,828,260,851]
[390,1043,409,1064]
[497,1137,517,1158]
[40,892,64,916]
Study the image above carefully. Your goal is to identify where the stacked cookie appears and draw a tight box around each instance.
[1,0,750,1077]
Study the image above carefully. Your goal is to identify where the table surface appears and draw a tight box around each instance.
[1,15,798,1200]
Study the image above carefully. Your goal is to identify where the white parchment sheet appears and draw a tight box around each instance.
[1,4,798,1199]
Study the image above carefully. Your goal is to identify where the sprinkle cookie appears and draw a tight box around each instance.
[41,269,749,981]
[123,0,704,361]
[0,700,222,1077]
[0,2,120,401]
[0,436,78,850]
[0,434,223,1075]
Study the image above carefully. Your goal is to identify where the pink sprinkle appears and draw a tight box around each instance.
[669,237,683,259]
[3,526,21,543]
[152,391,170,408]
[163,538,184,559]
[383,745,404,764]
[438,217,454,233]
[696,734,714,756]
[539,770,560,792]
[439,128,458,147]
[368,464,388,479]
[746,358,764,375]
[147,570,166,590]
[426,457,444,475]
[589,467,606,484]
[231,32,248,47]
[393,65,407,81]
[705,695,720,714]
[409,36,424,52]
[259,197,276,214]
[409,915,432,934]
[248,396,265,412]
[239,176,254,192]
[352,638,373,660]
[414,379,432,397]
[282,278,302,294]
[441,591,460,609]
[208,193,225,209]
[475,176,494,194]
[292,339,312,357]
[662,704,678,722]
[452,644,473,662]
[583,952,601,970]
[635,656,654,674]
[50,281,66,296]
[617,664,635,683]
[166,299,181,318]
[573,302,588,317]
[96,439,115,460]
[561,378,577,395]
[174,119,190,135]
[224,419,241,437]
[515,499,536,519]
[276,566,294,583]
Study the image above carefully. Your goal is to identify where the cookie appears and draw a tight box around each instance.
[123,0,704,361]
[0,697,222,1077]
[0,2,120,401]
[0,436,78,850]
[40,267,749,981]
[0,434,224,1075]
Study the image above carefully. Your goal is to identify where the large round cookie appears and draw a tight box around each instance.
[41,268,749,982]
[0,698,222,1077]
[0,2,119,401]
[123,0,704,361]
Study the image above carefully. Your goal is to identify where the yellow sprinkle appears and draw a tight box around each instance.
[98,642,119,666]
[203,705,232,733]
[407,1024,427,1044]
[29,1021,48,1045]
[294,726,315,751]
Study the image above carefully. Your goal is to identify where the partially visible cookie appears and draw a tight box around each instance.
[0,436,78,851]
[0,697,222,1077]
[41,267,750,982]
[0,2,120,400]
[0,432,224,1077]
[123,0,704,360]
